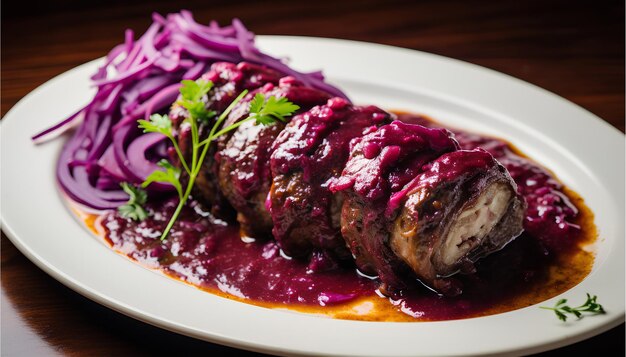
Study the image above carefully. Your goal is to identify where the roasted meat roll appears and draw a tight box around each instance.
[171,62,526,296]
[169,62,284,216]
[330,121,526,295]
[268,98,392,260]
[217,77,332,238]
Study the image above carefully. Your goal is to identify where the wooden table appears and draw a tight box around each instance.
[2,1,623,355]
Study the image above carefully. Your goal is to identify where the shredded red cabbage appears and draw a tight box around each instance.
[34,10,349,210]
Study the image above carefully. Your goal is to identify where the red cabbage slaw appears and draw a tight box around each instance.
[33,11,349,210]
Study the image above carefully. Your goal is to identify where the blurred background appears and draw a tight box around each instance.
[2,0,624,356]
[3,0,624,129]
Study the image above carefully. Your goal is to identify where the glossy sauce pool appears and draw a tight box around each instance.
[78,113,597,322]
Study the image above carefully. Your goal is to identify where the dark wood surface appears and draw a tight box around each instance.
[1,1,624,356]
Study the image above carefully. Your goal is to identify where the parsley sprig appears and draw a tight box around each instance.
[197,93,299,146]
[137,79,299,240]
[249,93,300,124]
[541,293,606,322]
[118,182,149,220]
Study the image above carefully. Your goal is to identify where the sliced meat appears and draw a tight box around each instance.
[330,121,525,296]
[216,77,332,238]
[268,98,392,260]
[396,112,578,253]
[389,150,526,294]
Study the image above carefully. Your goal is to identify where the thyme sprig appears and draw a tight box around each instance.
[541,293,605,322]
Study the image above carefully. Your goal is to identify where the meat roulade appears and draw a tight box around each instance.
[170,64,526,297]
[330,121,526,295]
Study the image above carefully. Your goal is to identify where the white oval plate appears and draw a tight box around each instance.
[1,36,624,356]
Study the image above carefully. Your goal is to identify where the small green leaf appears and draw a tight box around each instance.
[248,93,266,114]
[253,112,278,125]
[264,95,300,118]
[142,170,169,186]
[141,160,182,198]
[180,100,215,123]
[180,79,213,102]
[179,80,198,101]
[247,93,300,125]
[177,78,216,124]
[118,182,149,221]
[138,114,173,138]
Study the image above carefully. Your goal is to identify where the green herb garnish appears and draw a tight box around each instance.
[196,92,300,146]
[248,92,300,125]
[541,293,606,321]
[177,79,216,123]
[138,79,299,240]
[118,182,149,220]
[142,159,183,197]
